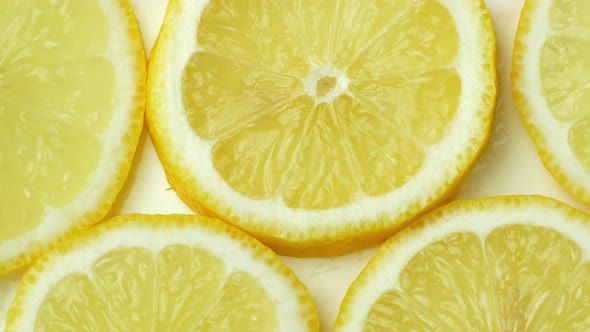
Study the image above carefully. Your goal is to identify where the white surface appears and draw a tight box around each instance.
[2,0,590,331]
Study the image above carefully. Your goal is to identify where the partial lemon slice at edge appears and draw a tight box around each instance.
[5,214,319,331]
[0,0,146,272]
[512,0,590,205]
[335,195,590,331]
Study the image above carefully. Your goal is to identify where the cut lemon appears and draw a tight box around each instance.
[513,0,590,205]
[0,0,146,272]
[147,0,497,256]
[335,195,590,331]
[5,214,319,331]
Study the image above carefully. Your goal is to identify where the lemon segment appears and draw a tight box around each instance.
[198,0,309,77]
[35,273,117,331]
[335,196,590,331]
[181,52,304,140]
[92,248,156,330]
[549,0,590,39]
[348,69,462,145]
[346,0,458,79]
[0,0,109,60]
[210,96,314,201]
[486,225,583,331]
[147,0,496,255]
[329,1,415,69]
[0,111,102,240]
[194,271,278,331]
[34,245,278,331]
[154,246,224,329]
[6,215,318,331]
[540,36,590,121]
[534,262,590,331]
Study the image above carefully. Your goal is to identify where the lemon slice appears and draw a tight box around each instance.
[513,0,590,205]
[147,0,497,256]
[5,214,319,331]
[335,195,590,331]
[0,0,145,271]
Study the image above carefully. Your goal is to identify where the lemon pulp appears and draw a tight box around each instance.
[0,0,114,240]
[541,0,590,170]
[364,224,590,331]
[181,0,461,210]
[34,245,277,331]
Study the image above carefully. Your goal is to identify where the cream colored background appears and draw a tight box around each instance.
[2,0,590,331]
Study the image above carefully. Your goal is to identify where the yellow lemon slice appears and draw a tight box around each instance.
[513,0,590,205]
[0,0,146,272]
[335,195,590,331]
[5,214,319,331]
[147,0,497,256]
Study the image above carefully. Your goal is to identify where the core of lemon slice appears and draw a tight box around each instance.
[513,0,590,205]
[335,195,590,331]
[147,0,497,256]
[4,214,319,331]
[0,0,145,272]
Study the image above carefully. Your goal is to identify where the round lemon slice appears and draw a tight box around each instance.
[335,195,590,331]
[5,214,319,331]
[0,0,146,272]
[513,0,590,205]
[147,0,497,256]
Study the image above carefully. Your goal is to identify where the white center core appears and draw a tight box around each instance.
[303,65,350,104]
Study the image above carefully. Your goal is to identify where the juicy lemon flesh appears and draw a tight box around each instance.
[363,224,590,331]
[0,0,115,240]
[541,0,590,170]
[181,0,461,210]
[34,245,278,331]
